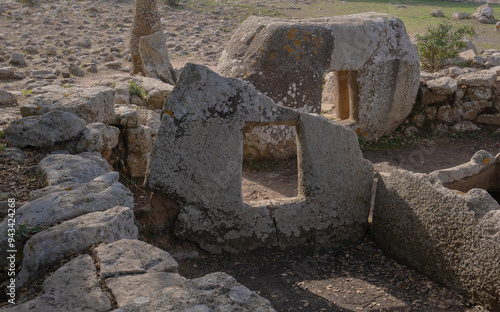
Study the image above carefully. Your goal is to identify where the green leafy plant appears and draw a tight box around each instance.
[21,89,32,96]
[16,224,42,241]
[416,22,477,71]
[129,81,147,99]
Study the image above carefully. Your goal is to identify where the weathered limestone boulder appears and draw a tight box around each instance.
[67,122,120,159]
[4,255,112,312]
[4,110,86,148]
[0,89,17,106]
[38,153,108,187]
[473,4,495,24]
[107,273,187,307]
[126,125,152,154]
[458,70,497,87]
[127,152,150,178]
[373,151,500,311]
[139,31,176,85]
[113,104,141,128]
[138,108,162,135]
[114,272,276,312]
[114,82,131,105]
[0,172,133,269]
[0,67,16,80]
[426,77,458,96]
[218,13,420,158]
[431,9,444,17]
[0,147,24,164]
[146,64,373,253]
[1,172,130,232]
[477,113,500,126]
[20,85,115,124]
[17,206,138,286]
[451,11,470,20]
[9,52,27,66]
[92,239,178,279]
[131,75,175,109]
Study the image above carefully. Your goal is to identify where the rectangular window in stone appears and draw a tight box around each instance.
[242,124,298,203]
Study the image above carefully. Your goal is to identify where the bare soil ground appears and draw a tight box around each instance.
[1,0,499,311]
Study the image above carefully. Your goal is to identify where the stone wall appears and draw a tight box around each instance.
[406,60,500,134]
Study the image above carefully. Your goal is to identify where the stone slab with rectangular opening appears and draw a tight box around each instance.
[145,64,373,253]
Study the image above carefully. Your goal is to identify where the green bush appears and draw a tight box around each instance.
[129,81,147,99]
[416,22,477,71]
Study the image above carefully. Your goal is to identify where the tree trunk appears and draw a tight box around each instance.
[130,0,162,75]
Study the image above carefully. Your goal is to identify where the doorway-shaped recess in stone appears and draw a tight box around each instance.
[320,70,360,124]
[242,123,299,202]
[334,70,359,124]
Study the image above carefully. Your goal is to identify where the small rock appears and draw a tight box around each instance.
[426,77,458,96]
[476,113,500,125]
[78,38,92,49]
[69,63,85,77]
[0,67,15,80]
[9,52,27,66]
[0,147,25,164]
[105,61,122,70]
[0,89,17,106]
[473,4,495,24]
[451,12,470,20]
[451,121,480,132]
[431,9,444,17]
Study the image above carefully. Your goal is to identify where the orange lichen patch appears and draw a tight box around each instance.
[64,94,69,97]
[361,132,368,137]
[294,39,301,47]
[284,44,294,54]
[287,28,298,40]
[165,110,174,118]
[35,106,41,111]
[296,55,301,61]
[484,158,490,165]
[258,106,262,112]
[312,36,322,47]
[355,128,361,134]
[269,53,276,59]
[258,48,263,53]
[65,187,73,191]
[302,35,311,43]
[455,190,465,195]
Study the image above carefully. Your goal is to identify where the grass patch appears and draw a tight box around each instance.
[184,0,281,23]
[359,133,406,151]
[268,0,499,51]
